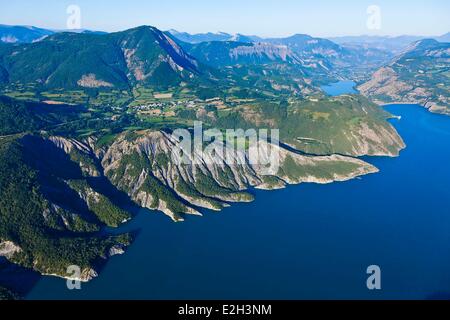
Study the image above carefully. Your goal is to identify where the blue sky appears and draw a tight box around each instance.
[1,0,449,37]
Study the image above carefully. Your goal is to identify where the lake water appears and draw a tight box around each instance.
[321,80,358,95]
[24,101,450,300]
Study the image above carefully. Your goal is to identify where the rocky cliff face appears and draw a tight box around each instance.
[0,240,22,259]
[229,43,302,64]
[43,130,378,222]
[185,40,304,68]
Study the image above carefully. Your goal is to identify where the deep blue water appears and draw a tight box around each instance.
[321,81,358,95]
[25,103,450,300]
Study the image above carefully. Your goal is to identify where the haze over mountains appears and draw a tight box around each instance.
[168,30,262,44]
[0,24,105,43]
[0,25,53,43]
[167,29,449,46]
[2,24,448,48]
[331,33,450,54]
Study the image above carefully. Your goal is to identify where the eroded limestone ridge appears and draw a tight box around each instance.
[43,130,387,223]
[0,118,405,280]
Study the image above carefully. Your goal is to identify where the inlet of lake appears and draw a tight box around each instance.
[20,82,450,299]
[321,80,358,96]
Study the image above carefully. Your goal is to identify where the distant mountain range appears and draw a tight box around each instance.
[1,24,447,81]
[165,31,448,82]
[0,24,448,102]
[0,24,106,44]
[3,24,448,51]
[0,25,53,43]
[330,34,450,54]
[167,30,449,46]
[174,32,397,82]
[0,26,375,95]
[167,30,261,43]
